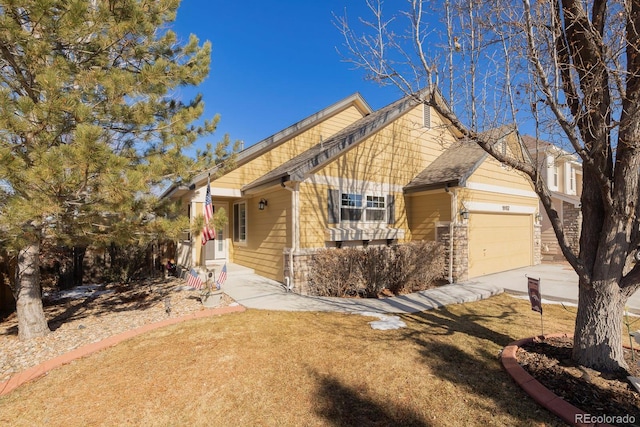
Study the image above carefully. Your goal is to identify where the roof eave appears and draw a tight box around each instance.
[242,174,291,195]
[404,179,460,194]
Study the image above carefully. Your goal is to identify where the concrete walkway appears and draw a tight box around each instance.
[217,262,640,314]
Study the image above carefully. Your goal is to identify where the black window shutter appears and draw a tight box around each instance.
[387,194,395,225]
[328,189,340,223]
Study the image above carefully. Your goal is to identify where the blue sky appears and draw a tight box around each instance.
[171,1,403,153]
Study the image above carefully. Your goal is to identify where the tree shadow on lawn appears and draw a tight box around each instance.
[397,306,564,425]
[313,371,432,427]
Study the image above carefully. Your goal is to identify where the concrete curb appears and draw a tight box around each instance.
[0,304,246,397]
[500,333,614,427]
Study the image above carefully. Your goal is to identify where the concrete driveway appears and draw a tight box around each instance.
[463,263,640,314]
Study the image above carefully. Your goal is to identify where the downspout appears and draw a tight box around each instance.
[444,185,457,284]
[283,182,299,291]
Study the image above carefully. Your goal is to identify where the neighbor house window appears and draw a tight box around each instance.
[569,166,576,193]
[553,164,559,188]
[233,202,246,242]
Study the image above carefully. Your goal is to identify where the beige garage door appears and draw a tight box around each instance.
[468,213,533,278]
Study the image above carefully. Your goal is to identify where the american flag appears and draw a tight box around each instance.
[187,268,204,289]
[216,263,227,289]
[202,177,216,245]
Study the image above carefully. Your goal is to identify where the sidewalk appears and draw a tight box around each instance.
[218,262,640,314]
[219,264,503,314]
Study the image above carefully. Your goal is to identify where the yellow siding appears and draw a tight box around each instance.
[407,192,452,241]
[232,189,291,281]
[299,182,328,248]
[213,106,365,189]
[467,156,535,192]
[317,105,458,188]
[459,189,538,208]
[394,193,410,243]
[298,104,458,248]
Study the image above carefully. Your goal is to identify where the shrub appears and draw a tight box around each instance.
[307,241,445,297]
[307,248,364,297]
[401,241,446,293]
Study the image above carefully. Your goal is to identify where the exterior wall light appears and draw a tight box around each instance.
[258,198,268,210]
[460,208,469,220]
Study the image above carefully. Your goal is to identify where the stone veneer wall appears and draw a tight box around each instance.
[436,223,469,283]
[533,223,542,265]
[562,201,582,253]
[283,248,324,295]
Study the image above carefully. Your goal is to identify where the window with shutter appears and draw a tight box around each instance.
[328,189,340,223]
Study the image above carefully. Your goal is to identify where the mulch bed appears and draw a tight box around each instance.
[517,336,640,426]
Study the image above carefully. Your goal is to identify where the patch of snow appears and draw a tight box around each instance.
[357,311,407,330]
[44,284,114,301]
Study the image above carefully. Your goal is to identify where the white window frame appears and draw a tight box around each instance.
[365,195,386,221]
[340,193,386,223]
[546,155,559,191]
[233,201,247,244]
[566,164,576,195]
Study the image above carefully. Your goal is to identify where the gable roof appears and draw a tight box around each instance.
[403,142,486,193]
[242,91,425,194]
[522,135,580,164]
[403,126,516,193]
[161,92,372,198]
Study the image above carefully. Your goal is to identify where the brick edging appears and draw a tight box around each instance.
[500,333,614,427]
[0,304,246,397]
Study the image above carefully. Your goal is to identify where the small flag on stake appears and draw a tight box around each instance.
[527,277,542,314]
[216,263,227,290]
[187,268,204,290]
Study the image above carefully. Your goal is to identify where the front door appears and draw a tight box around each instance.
[204,201,228,264]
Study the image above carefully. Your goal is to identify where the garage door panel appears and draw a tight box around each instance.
[468,213,532,277]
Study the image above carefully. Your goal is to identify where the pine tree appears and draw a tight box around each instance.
[0,0,223,339]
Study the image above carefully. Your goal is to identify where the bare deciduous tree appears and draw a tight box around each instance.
[337,0,640,372]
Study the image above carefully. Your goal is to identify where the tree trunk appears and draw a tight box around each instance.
[16,242,50,340]
[73,246,86,286]
[57,247,74,290]
[572,278,628,372]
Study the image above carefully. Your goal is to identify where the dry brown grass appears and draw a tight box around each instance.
[0,294,577,426]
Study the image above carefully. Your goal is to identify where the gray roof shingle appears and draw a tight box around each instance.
[403,126,519,193]
[403,141,486,193]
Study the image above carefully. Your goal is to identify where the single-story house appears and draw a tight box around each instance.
[162,91,541,292]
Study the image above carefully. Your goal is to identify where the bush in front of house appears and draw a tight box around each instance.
[307,247,365,297]
[307,242,445,298]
